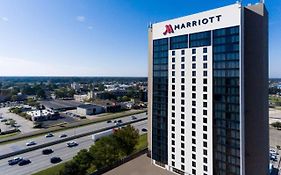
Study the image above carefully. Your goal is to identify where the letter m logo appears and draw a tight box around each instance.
[163,24,174,35]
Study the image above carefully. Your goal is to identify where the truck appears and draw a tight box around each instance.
[92,129,115,142]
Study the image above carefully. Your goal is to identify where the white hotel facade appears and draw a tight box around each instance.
[148,3,268,175]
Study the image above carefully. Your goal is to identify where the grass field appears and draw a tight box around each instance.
[0,132,20,139]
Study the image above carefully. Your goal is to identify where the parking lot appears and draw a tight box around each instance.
[0,107,39,134]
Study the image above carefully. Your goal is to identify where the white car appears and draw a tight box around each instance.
[26,141,36,146]
[67,141,78,147]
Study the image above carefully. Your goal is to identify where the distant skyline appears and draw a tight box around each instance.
[0,0,280,77]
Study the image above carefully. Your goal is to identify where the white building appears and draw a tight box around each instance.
[27,109,58,121]
[76,104,104,115]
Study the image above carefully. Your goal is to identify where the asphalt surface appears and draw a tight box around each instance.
[0,119,147,175]
[0,113,147,156]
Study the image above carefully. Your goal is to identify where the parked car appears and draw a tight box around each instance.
[8,157,23,165]
[59,134,67,138]
[131,116,137,120]
[117,120,122,123]
[67,141,78,147]
[45,133,54,138]
[50,157,62,164]
[26,141,36,146]
[107,120,112,123]
[141,128,148,132]
[18,159,31,166]
[42,149,53,155]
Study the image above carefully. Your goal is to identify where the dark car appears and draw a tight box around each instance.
[18,159,31,166]
[8,157,23,165]
[50,157,62,164]
[45,133,54,138]
[107,120,112,123]
[141,128,147,132]
[42,149,53,155]
[59,134,67,138]
[117,120,122,123]
[131,116,137,120]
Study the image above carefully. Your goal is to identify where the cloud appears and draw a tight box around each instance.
[1,17,8,22]
[76,16,85,22]
[88,26,93,30]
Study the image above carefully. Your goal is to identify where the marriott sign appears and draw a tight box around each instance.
[163,15,222,35]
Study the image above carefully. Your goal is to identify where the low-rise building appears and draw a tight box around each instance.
[77,104,104,115]
[26,109,59,121]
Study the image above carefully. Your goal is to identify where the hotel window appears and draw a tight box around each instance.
[181,71,185,76]
[172,51,175,56]
[203,102,207,107]
[192,169,196,175]
[181,165,185,170]
[181,107,185,112]
[192,146,196,152]
[181,128,185,134]
[192,86,196,91]
[172,161,175,166]
[192,78,196,84]
[192,108,196,114]
[192,154,196,160]
[192,63,196,69]
[203,141,207,148]
[189,31,211,47]
[203,71,207,77]
[203,86,207,92]
[172,98,175,104]
[172,154,175,159]
[203,157,208,163]
[172,85,175,90]
[172,57,175,63]
[203,110,207,115]
[181,158,185,163]
[192,131,196,136]
[203,63,207,69]
[172,112,175,117]
[192,138,196,144]
[192,116,196,121]
[203,149,207,155]
[172,78,175,83]
[203,55,207,61]
[203,47,208,53]
[203,126,207,131]
[172,133,175,138]
[181,142,185,149]
[181,99,185,105]
[181,121,185,127]
[192,56,196,61]
[172,147,175,153]
[181,150,185,156]
[172,92,175,97]
[172,140,175,145]
[192,101,196,106]
[181,135,185,141]
[192,93,196,99]
[172,64,175,69]
[203,133,207,140]
[204,165,208,171]
[192,71,196,76]
[181,85,185,90]
[203,117,207,123]
[192,161,196,167]
[192,123,196,129]
[203,78,207,84]
[172,71,175,76]
[181,114,185,120]
[181,92,185,98]
[181,78,185,83]
[203,94,207,100]
[172,106,175,111]
[181,57,185,62]
[181,50,185,55]
[192,48,196,54]
[172,126,175,131]
[181,64,185,69]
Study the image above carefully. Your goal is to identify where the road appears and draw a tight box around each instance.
[0,113,147,157]
[0,120,147,175]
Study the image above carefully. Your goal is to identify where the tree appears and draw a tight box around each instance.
[89,136,123,169]
[36,88,46,99]
[73,149,93,174]
[113,125,139,155]
[59,161,80,175]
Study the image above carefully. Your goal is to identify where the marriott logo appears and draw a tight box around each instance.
[163,15,222,35]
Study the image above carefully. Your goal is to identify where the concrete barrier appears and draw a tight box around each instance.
[0,117,147,160]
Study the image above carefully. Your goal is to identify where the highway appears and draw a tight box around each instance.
[0,113,147,157]
[0,119,147,175]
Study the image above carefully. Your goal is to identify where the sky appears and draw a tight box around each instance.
[0,0,280,77]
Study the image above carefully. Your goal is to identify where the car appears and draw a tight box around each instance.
[114,120,117,123]
[42,149,53,155]
[270,155,278,161]
[270,149,278,155]
[1,119,7,122]
[67,141,78,147]
[141,128,148,132]
[107,120,112,123]
[50,157,62,164]
[131,116,137,120]
[18,159,31,166]
[8,157,23,165]
[59,134,67,138]
[117,120,122,123]
[26,141,36,146]
[45,133,54,138]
